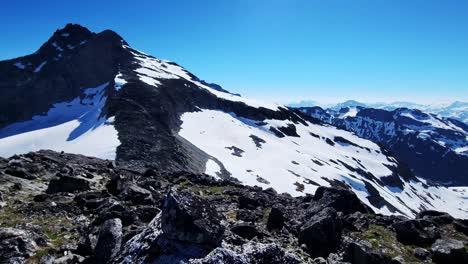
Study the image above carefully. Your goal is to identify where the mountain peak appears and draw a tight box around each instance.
[38,23,95,55]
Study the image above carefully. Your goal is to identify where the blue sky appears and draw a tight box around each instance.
[1,0,467,104]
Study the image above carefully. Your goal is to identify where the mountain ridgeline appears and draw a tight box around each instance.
[0,24,466,218]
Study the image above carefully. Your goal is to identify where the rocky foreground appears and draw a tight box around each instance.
[0,151,467,264]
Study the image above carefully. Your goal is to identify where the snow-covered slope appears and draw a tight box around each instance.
[0,83,119,159]
[300,106,468,186]
[0,24,466,219]
[178,109,467,218]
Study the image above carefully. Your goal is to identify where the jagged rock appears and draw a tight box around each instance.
[267,203,287,231]
[299,207,343,257]
[454,219,468,235]
[46,175,92,193]
[309,186,370,215]
[413,247,431,261]
[344,212,369,231]
[236,208,263,223]
[417,210,454,226]
[95,200,139,226]
[119,184,154,205]
[161,189,225,246]
[4,167,36,179]
[39,255,55,264]
[431,239,468,263]
[193,243,302,264]
[0,228,42,263]
[238,192,261,209]
[94,218,123,262]
[343,241,394,264]
[230,224,260,240]
[392,219,440,246]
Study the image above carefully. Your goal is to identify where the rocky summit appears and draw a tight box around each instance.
[0,150,467,263]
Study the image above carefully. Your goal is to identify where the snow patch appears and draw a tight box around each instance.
[14,62,26,69]
[0,83,120,160]
[114,73,127,91]
[34,61,47,73]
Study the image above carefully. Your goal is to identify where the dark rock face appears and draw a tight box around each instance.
[0,24,125,130]
[46,175,92,193]
[299,208,343,257]
[392,219,441,246]
[94,218,123,262]
[431,239,468,263]
[161,189,225,246]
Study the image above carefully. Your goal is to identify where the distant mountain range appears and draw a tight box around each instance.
[290,100,468,124]
[299,105,468,186]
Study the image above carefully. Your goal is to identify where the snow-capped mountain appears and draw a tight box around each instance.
[0,24,466,218]
[300,106,468,186]
[294,100,468,124]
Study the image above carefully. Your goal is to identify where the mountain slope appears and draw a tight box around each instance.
[0,24,466,218]
[300,106,468,186]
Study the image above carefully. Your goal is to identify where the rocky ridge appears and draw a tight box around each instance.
[0,150,467,263]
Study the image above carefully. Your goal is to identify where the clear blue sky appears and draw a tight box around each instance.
[1,0,467,104]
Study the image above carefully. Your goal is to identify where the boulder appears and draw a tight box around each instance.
[238,192,261,209]
[94,218,123,262]
[309,186,370,215]
[161,189,225,246]
[413,247,430,261]
[454,219,468,236]
[392,219,440,246]
[5,167,36,180]
[431,239,468,263]
[298,208,343,257]
[416,210,453,226]
[46,175,92,193]
[343,241,394,264]
[267,203,287,231]
[119,184,154,205]
[194,243,302,264]
[0,228,40,263]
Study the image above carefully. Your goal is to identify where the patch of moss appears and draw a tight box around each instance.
[0,204,79,258]
[189,185,234,197]
[262,207,271,225]
[224,210,237,221]
[351,224,421,263]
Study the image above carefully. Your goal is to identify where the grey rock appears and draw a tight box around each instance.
[0,228,40,263]
[299,207,343,257]
[161,189,225,246]
[392,219,440,246]
[413,247,430,260]
[193,243,302,264]
[431,239,468,263]
[46,175,92,193]
[94,218,123,262]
